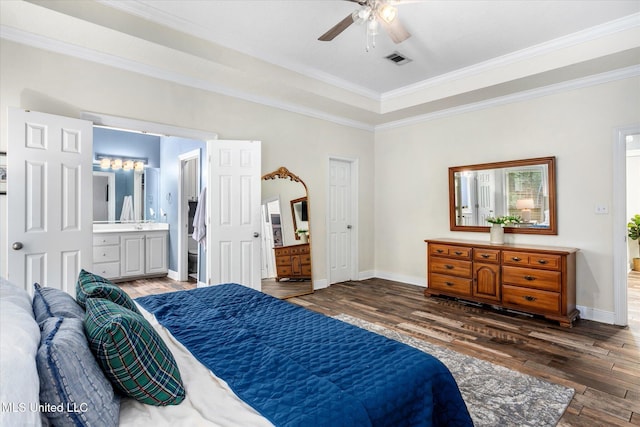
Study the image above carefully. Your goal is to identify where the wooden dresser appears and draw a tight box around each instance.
[274,243,311,281]
[425,238,579,327]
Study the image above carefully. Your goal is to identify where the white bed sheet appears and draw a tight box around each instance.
[119,304,274,427]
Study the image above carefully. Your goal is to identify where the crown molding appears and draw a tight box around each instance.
[1,22,637,133]
[381,13,640,101]
[0,25,375,132]
[375,65,640,131]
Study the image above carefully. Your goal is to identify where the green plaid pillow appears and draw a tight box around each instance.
[84,298,185,406]
[76,269,140,314]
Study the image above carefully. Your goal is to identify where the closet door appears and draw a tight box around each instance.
[207,140,261,290]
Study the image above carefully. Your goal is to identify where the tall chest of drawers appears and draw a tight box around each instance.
[425,238,579,327]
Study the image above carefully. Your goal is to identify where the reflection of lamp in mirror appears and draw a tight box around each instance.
[516,198,535,222]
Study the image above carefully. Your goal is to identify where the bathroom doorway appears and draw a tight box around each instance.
[179,150,201,282]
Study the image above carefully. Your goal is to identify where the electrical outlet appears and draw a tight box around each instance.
[594,205,609,214]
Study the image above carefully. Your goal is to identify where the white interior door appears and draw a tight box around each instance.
[7,108,93,294]
[207,140,261,290]
[477,170,495,223]
[328,158,353,284]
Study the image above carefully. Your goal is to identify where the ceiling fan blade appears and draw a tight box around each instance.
[378,15,411,44]
[318,13,355,41]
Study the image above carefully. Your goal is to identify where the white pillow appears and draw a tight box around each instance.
[0,279,42,427]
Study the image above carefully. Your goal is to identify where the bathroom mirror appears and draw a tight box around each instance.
[92,167,160,223]
[261,166,313,299]
[449,157,557,234]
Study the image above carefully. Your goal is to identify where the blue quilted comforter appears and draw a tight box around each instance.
[137,284,472,427]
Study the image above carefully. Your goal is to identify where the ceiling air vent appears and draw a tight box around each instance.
[384,51,412,66]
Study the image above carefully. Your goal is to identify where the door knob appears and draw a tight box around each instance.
[347,225,352,229]
[253,232,260,238]
[12,242,23,250]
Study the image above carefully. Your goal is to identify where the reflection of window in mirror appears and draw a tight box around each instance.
[449,157,556,234]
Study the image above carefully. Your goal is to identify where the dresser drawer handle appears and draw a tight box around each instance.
[454,251,463,256]
[537,259,548,264]
[444,265,454,270]
[445,282,454,287]
[511,257,522,262]
[524,275,536,281]
[481,254,490,259]
[436,249,444,253]
[523,295,537,302]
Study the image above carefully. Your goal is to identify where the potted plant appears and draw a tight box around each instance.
[296,229,309,243]
[486,215,522,245]
[629,214,640,271]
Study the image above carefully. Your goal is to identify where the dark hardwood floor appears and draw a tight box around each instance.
[119,272,640,426]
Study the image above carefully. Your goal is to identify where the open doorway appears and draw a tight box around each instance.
[179,150,201,283]
[626,133,640,323]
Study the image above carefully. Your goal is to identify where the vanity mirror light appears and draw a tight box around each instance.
[261,166,313,299]
[449,157,557,235]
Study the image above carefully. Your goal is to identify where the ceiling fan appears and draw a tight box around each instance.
[318,0,411,45]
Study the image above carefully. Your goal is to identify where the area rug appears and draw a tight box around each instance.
[334,314,574,427]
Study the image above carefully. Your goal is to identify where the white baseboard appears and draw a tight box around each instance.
[313,278,328,290]
[373,270,426,287]
[576,305,615,324]
[167,269,179,281]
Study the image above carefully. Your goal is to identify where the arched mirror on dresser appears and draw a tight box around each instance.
[261,167,313,299]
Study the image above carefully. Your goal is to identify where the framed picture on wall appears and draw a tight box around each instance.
[0,152,6,195]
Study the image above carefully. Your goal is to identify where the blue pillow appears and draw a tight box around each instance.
[32,283,85,324]
[37,316,119,427]
[75,269,140,314]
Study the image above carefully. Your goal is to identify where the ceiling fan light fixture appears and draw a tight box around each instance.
[379,4,397,23]
[353,6,371,24]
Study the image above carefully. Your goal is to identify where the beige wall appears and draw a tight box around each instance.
[0,40,376,284]
[374,77,640,316]
[2,38,639,319]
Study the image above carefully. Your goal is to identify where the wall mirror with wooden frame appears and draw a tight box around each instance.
[261,167,313,299]
[449,157,557,235]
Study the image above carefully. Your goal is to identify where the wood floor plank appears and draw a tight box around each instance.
[118,273,640,426]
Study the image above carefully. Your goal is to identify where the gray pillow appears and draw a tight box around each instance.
[32,283,84,324]
[37,317,120,427]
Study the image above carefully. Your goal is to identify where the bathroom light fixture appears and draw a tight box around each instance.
[95,153,148,173]
[134,161,145,172]
[111,159,123,170]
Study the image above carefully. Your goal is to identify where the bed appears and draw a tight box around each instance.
[0,274,472,427]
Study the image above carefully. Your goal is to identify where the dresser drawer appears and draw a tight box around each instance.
[301,254,311,264]
[474,248,500,263]
[430,257,472,278]
[301,265,312,276]
[93,245,120,263]
[277,266,292,276]
[93,234,119,246]
[429,244,472,260]
[502,285,560,314]
[429,273,472,297]
[274,247,290,256]
[275,256,291,266]
[290,245,310,255]
[502,251,562,270]
[91,262,120,279]
[502,266,561,292]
